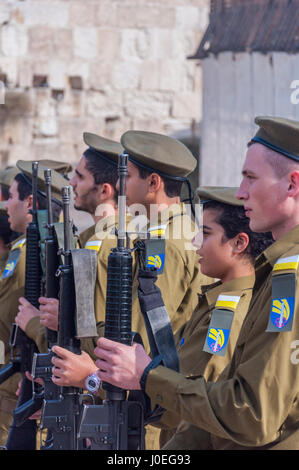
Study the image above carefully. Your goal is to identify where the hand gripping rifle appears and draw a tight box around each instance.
[78,153,145,450]
[39,186,84,450]
[5,162,43,450]
[11,169,62,443]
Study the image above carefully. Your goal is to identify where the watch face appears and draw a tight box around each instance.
[86,373,100,393]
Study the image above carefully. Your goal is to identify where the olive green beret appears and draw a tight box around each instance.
[37,160,72,176]
[252,116,299,161]
[83,132,123,165]
[196,186,243,206]
[120,130,197,178]
[16,160,67,202]
[0,167,19,189]
[0,201,7,216]
[0,160,71,190]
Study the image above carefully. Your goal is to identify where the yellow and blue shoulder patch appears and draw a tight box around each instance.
[266,255,299,332]
[203,294,241,356]
[84,240,102,252]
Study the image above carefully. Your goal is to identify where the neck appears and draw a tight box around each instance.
[145,195,180,219]
[220,262,254,284]
[271,218,299,241]
[92,201,118,224]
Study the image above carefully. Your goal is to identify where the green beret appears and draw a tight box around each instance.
[0,167,19,189]
[16,160,67,202]
[37,160,72,176]
[83,132,123,165]
[0,201,7,216]
[120,130,197,178]
[252,116,299,161]
[0,160,71,190]
[196,186,243,206]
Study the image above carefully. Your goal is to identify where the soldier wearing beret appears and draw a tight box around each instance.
[0,160,68,446]
[155,186,273,448]
[94,116,299,450]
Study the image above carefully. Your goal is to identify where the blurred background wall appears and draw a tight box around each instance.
[0,0,210,193]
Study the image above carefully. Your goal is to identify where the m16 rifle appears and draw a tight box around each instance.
[11,169,62,444]
[78,153,145,450]
[39,186,84,450]
[4,162,43,450]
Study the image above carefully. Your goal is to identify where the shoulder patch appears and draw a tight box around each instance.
[84,240,102,252]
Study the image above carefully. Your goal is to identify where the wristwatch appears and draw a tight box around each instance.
[85,372,101,394]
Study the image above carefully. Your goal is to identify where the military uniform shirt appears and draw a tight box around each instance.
[145,224,299,450]
[158,274,254,447]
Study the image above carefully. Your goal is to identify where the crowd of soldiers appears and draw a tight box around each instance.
[0,114,299,451]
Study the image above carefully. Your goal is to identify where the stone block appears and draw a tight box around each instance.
[53,28,73,61]
[124,91,171,120]
[69,1,99,26]
[172,93,200,119]
[15,1,69,28]
[112,61,141,90]
[116,4,176,29]
[28,27,54,57]
[73,27,99,60]
[119,29,151,61]
[1,24,28,57]
[98,28,121,62]
[49,59,67,89]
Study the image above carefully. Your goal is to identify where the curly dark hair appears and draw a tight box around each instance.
[203,200,274,263]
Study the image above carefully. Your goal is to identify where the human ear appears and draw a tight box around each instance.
[148,173,161,193]
[287,171,299,197]
[232,232,249,255]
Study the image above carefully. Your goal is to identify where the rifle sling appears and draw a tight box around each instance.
[137,268,179,372]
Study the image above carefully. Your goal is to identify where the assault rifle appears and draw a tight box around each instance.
[12,169,62,444]
[4,162,43,450]
[78,153,145,450]
[40,186,84,450]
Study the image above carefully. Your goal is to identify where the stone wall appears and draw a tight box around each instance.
[0,0,209,169]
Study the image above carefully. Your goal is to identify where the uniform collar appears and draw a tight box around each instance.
[202,274,255,309]
[255,224,299,270]
[148,202,187,228]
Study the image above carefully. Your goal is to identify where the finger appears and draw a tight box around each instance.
[18,297,31,307]
[97,337,120,350]
[52,345,71,359]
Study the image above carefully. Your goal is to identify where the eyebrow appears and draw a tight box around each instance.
[202,224,212,230]
[242,169,256,176]
[75,169,83,178]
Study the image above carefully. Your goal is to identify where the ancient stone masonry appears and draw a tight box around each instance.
[0,0,209,169]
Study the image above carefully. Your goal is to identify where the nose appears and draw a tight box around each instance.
[115,178,120,192]
[69,175,76,188]
[192,230,203,250]
[235,181,248,201]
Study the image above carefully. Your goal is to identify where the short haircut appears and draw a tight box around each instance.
[83,149,118,202]
[203,200,274,263]
[137,166,183,198]
[14,173,61,223]
[248,141,299,178]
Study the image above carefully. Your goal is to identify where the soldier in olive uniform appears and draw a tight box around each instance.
[157,186,273,447]
[0,160,68,446]
[94,116,299,450]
